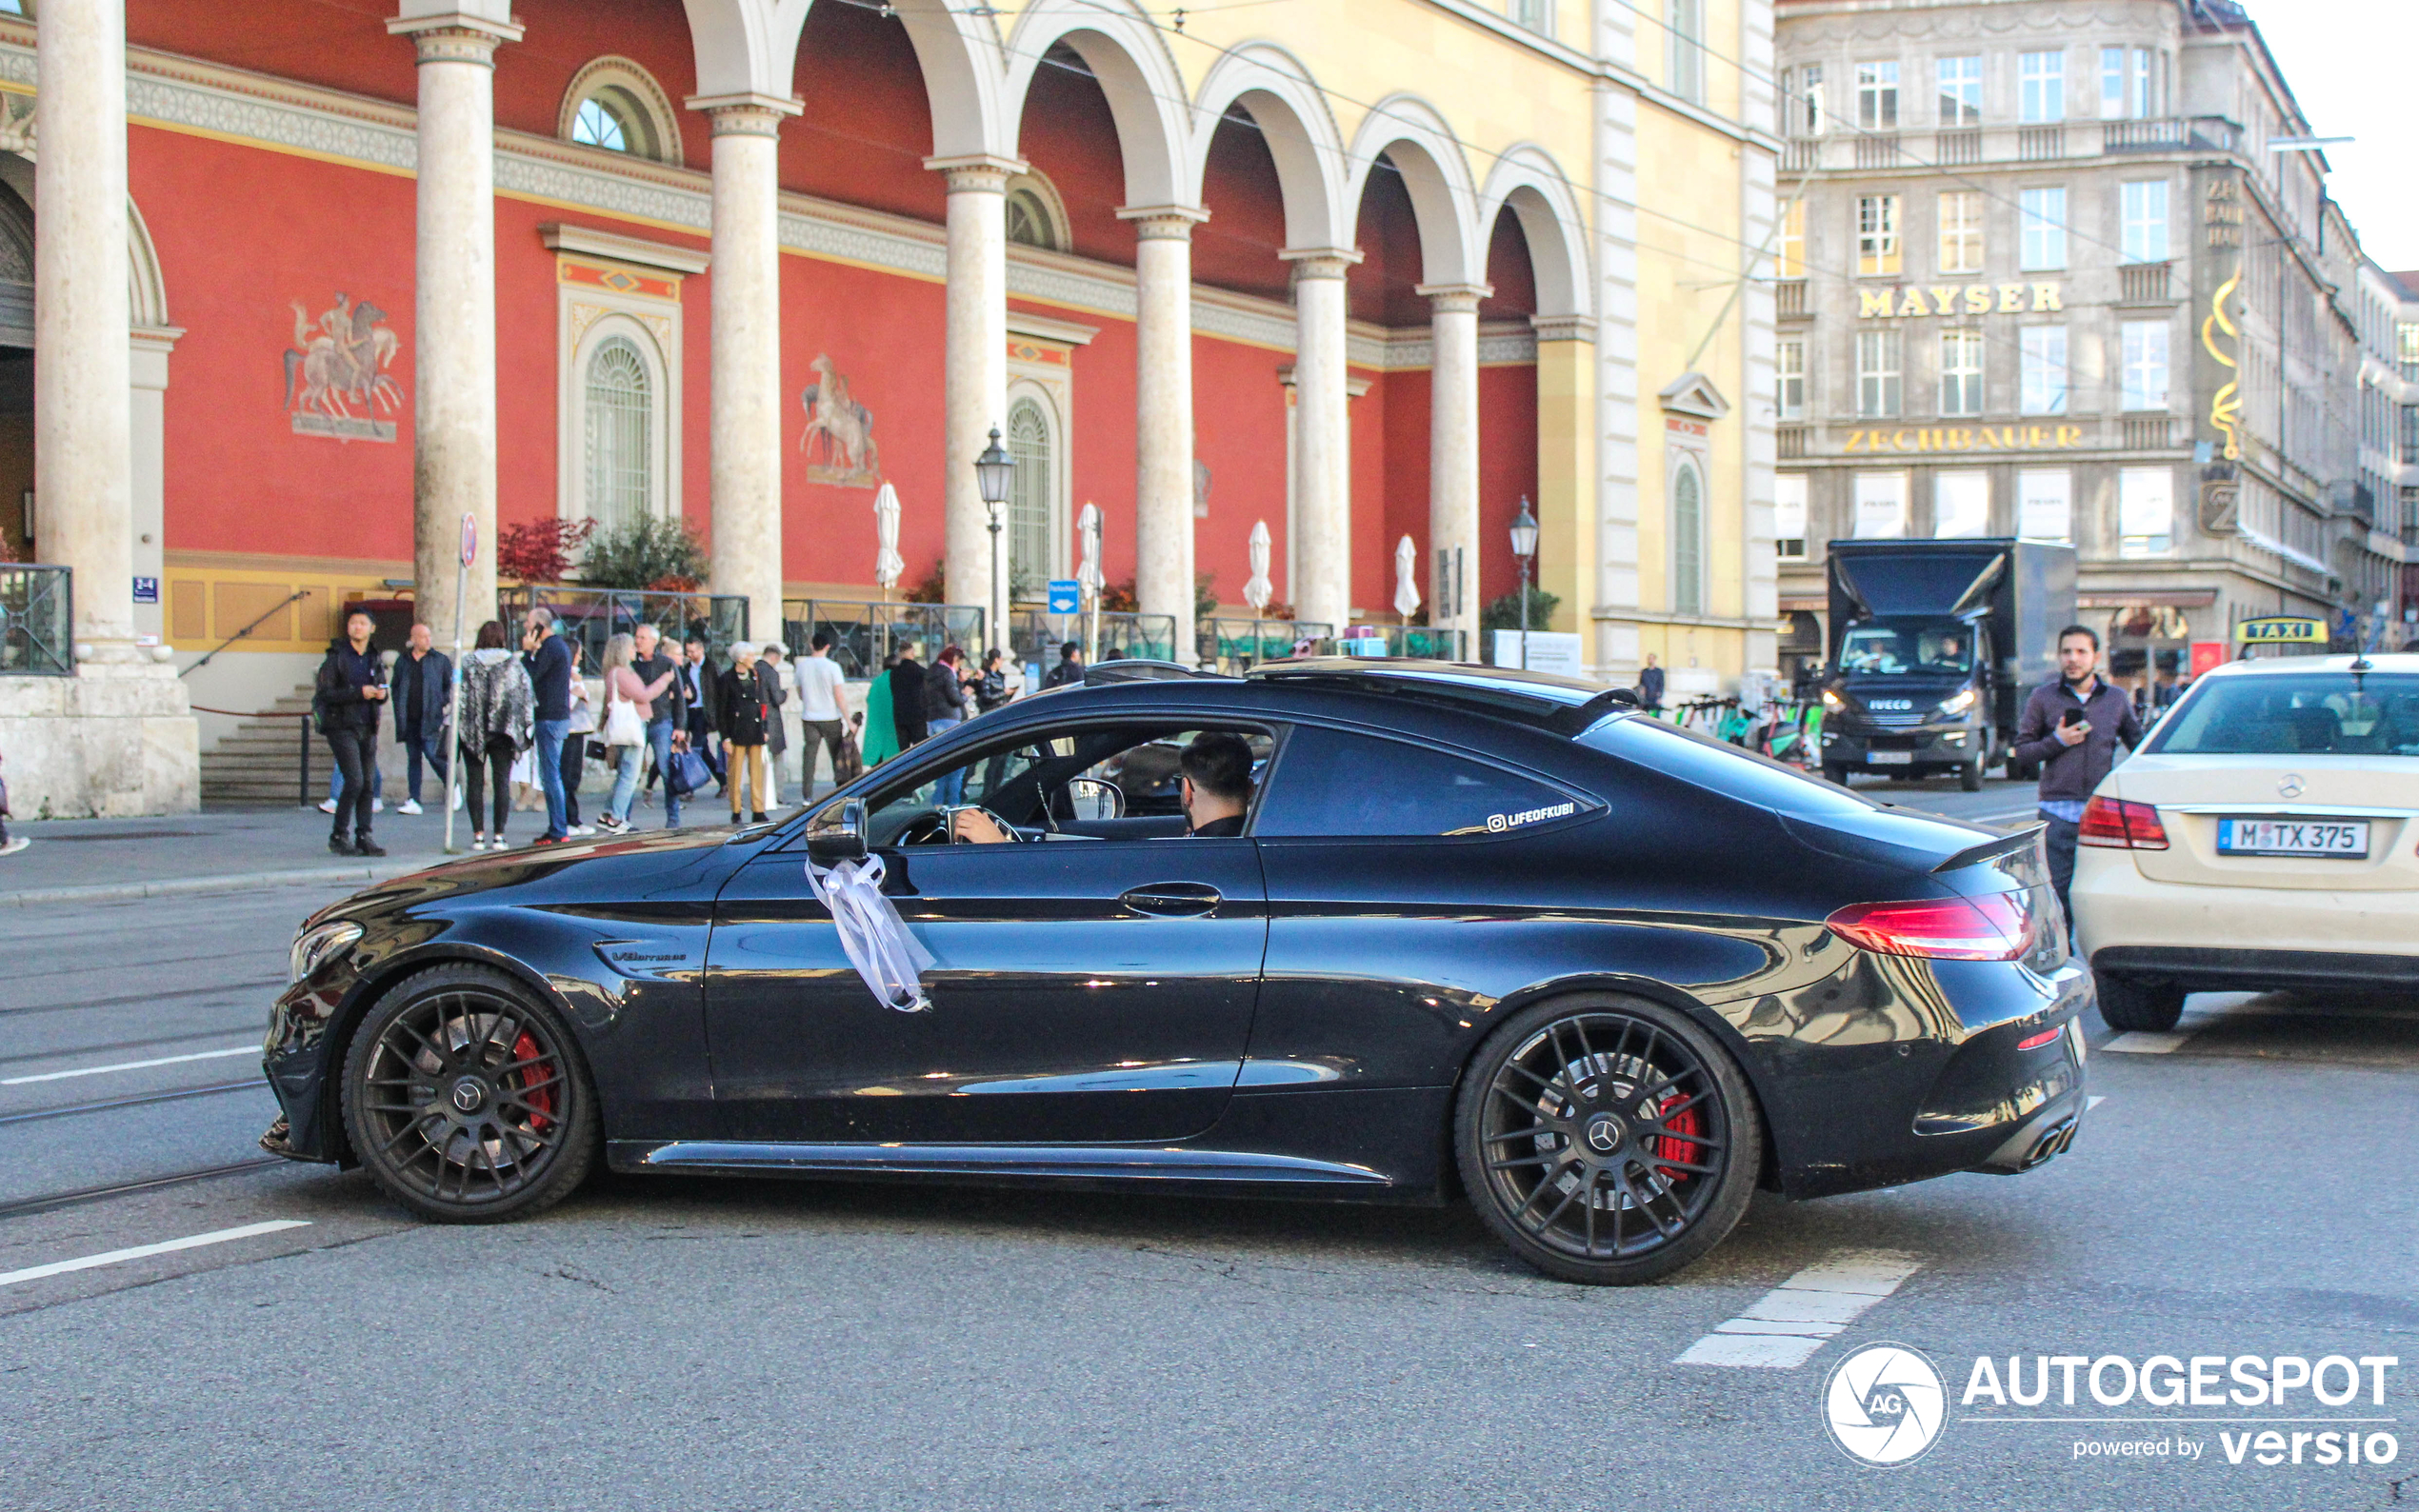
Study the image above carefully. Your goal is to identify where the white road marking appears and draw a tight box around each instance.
[1676,1249,1925,1369]
[2088,1095,2107,1110]
[1,1045,257,1085]
[2102,1031,2193,1054]
[0,1220,310,1289]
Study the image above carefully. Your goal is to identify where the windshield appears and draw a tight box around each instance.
[2144,672,2419,757]
[1837,620,1975,677]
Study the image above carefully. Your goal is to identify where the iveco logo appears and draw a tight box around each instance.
[2278,772,2307,799]
[1869,700,1913,711]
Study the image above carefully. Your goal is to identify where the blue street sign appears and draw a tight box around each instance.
[132,575,159,605]
[1047,579,1081,615]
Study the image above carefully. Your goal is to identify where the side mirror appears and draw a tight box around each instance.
[1065,776,1126,822]
[805,797,869,865]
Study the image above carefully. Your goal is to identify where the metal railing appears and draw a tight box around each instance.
[500,586,748,671]
[0,564,70,676]
[782,599,986,679]
[1197,618,1336,673]
[1004,607,1180,666]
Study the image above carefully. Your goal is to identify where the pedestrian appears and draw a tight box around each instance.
[680,636,721,787]
[758,640,792,807]
[598,630,676,832]
[559,638,596,838]
[1041,639,1085,689]
[1638,651,1666,714]
[717,640,777,823]
[795,630,850,798]
[630,624,690,826]
[2010,624,2145,927]
[455,620,534,851]
[890,639,930,750]
[927,645,973,801]
[862,650,901,767]
[390,622,454,815]
[520,607,575,844]
[313,607,390,857]
[0,747,23,858]
[974,647,1014,712]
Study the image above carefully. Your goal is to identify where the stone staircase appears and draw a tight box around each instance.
[199,682,329,807]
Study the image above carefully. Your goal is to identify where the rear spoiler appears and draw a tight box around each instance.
[1936,823,2049,885]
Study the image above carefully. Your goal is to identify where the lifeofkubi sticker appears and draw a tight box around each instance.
[1485,802,1577,833]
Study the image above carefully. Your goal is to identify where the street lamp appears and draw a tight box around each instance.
[1509,494,1538,670]
[974,426,1012,655]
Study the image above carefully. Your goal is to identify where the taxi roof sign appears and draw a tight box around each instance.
[2233,616,2325,645]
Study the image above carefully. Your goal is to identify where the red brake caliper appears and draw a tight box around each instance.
[1655,1094,1701,1183]
[510,1031,554,1133]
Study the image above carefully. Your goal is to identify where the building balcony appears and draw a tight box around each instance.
[1777,426,1809,459]
[2118,261,2174,302]
[1779,116,2249,178]
[2120,416,2178,450]
[1775,279,1809,319]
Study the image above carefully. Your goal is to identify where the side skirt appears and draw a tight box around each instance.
[610,1140,1392,1187]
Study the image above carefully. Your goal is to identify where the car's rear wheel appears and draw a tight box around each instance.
[342,964,598,1223]
[2093,971,2186,1033]
[1455,996,1762,1285]
[1959,758,1984,792]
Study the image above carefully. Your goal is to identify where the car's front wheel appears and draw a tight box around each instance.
[1455,996,1762,1285]
[1959,758,1984,792]
[342,964,599,1223]
[2093,971,2185,1033]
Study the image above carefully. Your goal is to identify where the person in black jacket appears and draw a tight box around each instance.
[716,641,778,823]
[890,642,930,749]
[520,607,575,843]
[1041,641,1085,689]
[2010,625,2146,926]
[631,624,690,826]
[390,622,452,815]
[681,636,721,788]
[314,608,390,857]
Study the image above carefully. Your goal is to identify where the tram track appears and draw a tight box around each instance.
[0,1158,286,1222]
[0,1079,265,1129]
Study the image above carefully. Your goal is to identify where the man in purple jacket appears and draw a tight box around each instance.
[2009,624,2144,925]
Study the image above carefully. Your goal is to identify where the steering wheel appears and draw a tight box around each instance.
[945,805,1030,844]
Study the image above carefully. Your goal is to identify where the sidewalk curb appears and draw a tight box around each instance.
[0,862,423,909]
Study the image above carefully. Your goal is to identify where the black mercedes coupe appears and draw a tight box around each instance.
[263,660,2089,1284]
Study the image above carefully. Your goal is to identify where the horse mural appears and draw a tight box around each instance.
[799,352,881,487]
[283,293,404,442]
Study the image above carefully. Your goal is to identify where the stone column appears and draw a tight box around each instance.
[1120,205,1208,646]
[930,155,1020,646]
[1281,248,1358,631]
[1532,316,1600,651]
[1419,283,1487,647]
[37,0,135,656]
[389,10,519,649]
[694,96,796,646]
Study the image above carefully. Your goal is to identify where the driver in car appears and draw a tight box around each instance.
[949,732,1254,842]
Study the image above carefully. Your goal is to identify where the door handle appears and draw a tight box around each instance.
[1120,883,1222,917]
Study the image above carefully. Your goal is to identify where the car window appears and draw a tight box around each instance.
[859,724,1275,846]
[2145,672,2419,757]
[1580,713,1883,819]
[1252,726,1587,839]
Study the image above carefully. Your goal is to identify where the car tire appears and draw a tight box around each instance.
[1822,762,1849,786]
[2093,971,2186,1033]
[1959,759,1984,792]
[1455,994,1764,1286]
[342,963,599,1224]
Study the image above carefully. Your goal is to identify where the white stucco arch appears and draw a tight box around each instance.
[1002,1,1192,209]
[680,0,1007,157]
[1187,45,1349,252]
[1344,96,1482,288]
[1476,145,1593,320]
[677,0,815,101]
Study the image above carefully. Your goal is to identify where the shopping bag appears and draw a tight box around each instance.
[669,748,712,798]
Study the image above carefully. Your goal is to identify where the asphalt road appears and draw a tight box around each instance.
[3,781,2413,1510]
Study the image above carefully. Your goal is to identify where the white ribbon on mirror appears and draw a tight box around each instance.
[805,854,935,1012]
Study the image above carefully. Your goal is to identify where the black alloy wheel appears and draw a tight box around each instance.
[342,965,598,1223]
[1959,758,1985,792]
[1455,996,1761,1285]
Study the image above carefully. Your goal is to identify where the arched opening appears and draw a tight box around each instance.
[1005,172,1070,253]
[557,58,684,167]
[1479,205,1542,608]
[583,335,654,534]
[786,1,948,225]
[1011,42,1135,267]
[1672,459,1706,616]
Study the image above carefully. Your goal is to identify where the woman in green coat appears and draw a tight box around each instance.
[860,653,901,766]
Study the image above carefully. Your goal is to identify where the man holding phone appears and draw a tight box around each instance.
[2012,624,2144,925]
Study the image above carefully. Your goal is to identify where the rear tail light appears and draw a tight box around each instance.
[1825,892,2036,962]
[2078,795,2169,850]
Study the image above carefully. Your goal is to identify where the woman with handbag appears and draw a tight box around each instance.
[597,631,675,833]
[455,620,535,851]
